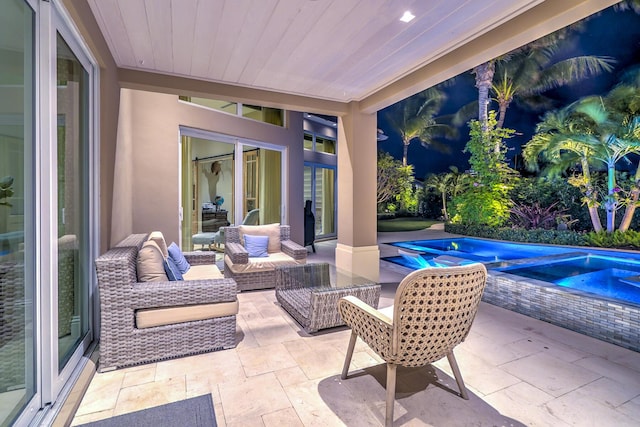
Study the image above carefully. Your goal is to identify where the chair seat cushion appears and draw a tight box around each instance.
[192,232,217,245]
[182,264,224,280]
[224,252,303,274]
[135,300,239,328]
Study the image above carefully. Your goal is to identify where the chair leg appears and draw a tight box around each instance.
[385,363,397,427]
[341,331,357,379]
[446,351,469,400]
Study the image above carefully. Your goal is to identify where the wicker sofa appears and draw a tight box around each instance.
[224,224,307,291]
[95,233,238,372]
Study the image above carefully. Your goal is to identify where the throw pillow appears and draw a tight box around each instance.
[168,242,191,274]
[244,234,269,257]
[137,240,169,282]
[148,231,169,258]
[163,256,184,281]
[239,223,280,253]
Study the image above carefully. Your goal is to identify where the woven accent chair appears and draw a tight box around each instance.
[338,263,488,427]
[224,224,307,291]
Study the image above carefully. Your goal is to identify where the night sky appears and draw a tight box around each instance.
[377,5,640,179]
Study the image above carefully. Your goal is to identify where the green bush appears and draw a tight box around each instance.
[509,177,590,231]
[445,223,587,246]
[452,186,512,226]
[377,212,396,220]
[584,230,640,249]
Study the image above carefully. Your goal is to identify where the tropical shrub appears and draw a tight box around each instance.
[522,73,640,233]
[453,186,512,226]
[509,177,591,230]
[584,230,640,249]
[377,151,415,212]
[510,202,565,230]
[445,223,587,246]
[419,189,443,219]
[452,112,517,226]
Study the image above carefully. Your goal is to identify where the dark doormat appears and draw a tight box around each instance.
[77,394,217,427]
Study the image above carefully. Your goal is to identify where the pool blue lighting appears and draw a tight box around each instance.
[384,238,640,306]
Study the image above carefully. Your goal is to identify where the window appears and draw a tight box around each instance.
[303,132,336,154]
[180,130,284,251]
[242,104,284,126]
[178,96,237,115]
[180,97,285,127]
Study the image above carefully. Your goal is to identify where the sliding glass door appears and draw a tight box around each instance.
[180,129,284,250]
[0,1,35,425]
[56,32,90,371]
[180,135,235,250]
[304,164,336,239]
[0,1,97,425]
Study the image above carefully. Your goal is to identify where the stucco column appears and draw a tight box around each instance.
[110,88,134,245]
[336,102,379,281]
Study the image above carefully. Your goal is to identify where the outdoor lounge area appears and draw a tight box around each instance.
[70,229,640,426]
[5,1,640,426]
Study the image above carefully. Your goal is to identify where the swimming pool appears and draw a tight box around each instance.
[383,237,640,351]
[495,254,640,305]
[391,237,578,262]
[384,237,640,303]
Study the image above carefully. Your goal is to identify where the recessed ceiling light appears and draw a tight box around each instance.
[400,11,415,23]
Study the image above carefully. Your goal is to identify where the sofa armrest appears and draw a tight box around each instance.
[281,240,307,261]
[183,251,216,266]
[226,242,249,264]
[131,278,237,310]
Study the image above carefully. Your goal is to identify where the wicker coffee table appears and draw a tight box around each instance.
[275,263,380,333]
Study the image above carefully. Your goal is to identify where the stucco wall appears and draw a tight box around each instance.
[116,89,304,246]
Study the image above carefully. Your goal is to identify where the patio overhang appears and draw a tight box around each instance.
[90,0,620,116]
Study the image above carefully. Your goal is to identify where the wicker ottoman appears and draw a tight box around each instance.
[275,263,380,333]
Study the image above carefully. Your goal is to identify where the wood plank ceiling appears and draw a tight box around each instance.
[88,0,547,104]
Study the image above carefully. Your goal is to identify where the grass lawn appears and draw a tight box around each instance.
[377,217,440,232]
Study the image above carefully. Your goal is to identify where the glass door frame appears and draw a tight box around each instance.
[178,126,288,243]
[39,0,99,412]
[303,162,337,240]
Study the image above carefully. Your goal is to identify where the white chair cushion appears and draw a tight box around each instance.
[182,264,224,280]
[224,252,302,274]
[135,300,239,328]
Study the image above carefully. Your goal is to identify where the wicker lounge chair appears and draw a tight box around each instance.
[338,263,488,427]
[95,233,238,371]
[223,224,307,291]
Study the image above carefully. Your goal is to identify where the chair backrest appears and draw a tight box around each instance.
[390,263,487,367]
[224,224,291,246]
[242,209,260,225]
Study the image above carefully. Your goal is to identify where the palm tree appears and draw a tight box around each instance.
[616,0,640,13]
[473,21,614,135]
[385,86,456,166]
[492,49,615,129]
[425,166,470,221]
[524,80,640,232]
[425,172,452,220]
[473,61,495,131]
